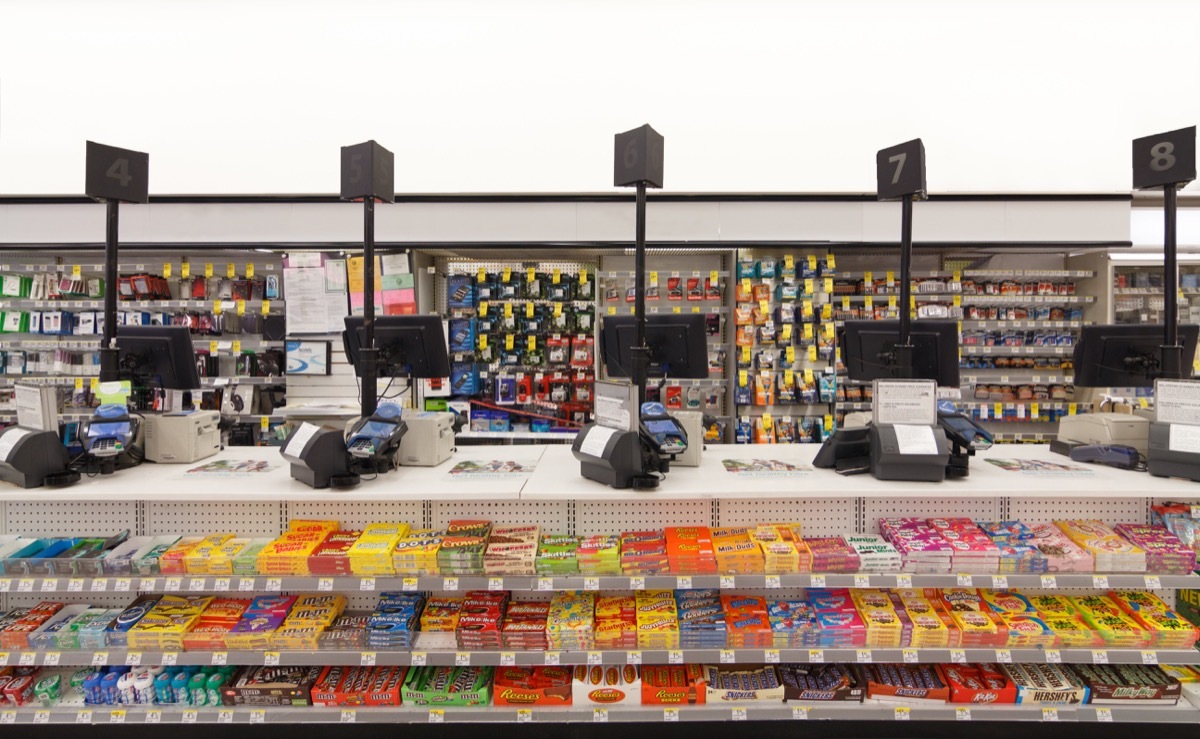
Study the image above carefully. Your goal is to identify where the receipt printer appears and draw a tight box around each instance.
[144,411,220,464]
[869,423,951,482]
[0,427,79,488]
[1147,422,1200,482]
[396,411,456,467]
[1058,413,1149,456]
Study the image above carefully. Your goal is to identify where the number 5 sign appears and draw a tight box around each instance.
[85,141,149,203]
[1132,126,1196,189]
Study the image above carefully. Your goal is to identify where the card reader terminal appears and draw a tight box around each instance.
[345,403,408,470]
[938,412,994,452]
[640,402,688,457]
[84,404,134,459]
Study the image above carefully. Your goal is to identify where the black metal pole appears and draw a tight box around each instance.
[894,195,914,379]
[1160,185,1183,379]
[99,200,120,382]
[361,197,379,417]
[632,182,649,407]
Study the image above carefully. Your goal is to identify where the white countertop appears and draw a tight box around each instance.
[4,443,1197,502]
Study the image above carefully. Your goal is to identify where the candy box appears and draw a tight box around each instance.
[104,595,160,647]
[1068,664,1181,705]
[572,665,642,706]
[1002,663,1089,704]
[402,666,493,706]
[702,665,784,702]
[640,665,706,705]
[289,519,341,535]
[779,664,865,702]
[183,622,233,651]
[246,595,297,616]
[492,666,573,706]
[942,664,1017,704]
[129,535,183,575]
[861,664,949,703]
[157,536,204,575]
[982,590,1036,615]
[182,533,235,574]
[313,666,407,707]
[222,666,322,706]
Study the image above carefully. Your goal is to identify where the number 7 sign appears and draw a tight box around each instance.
[876,138,927,200]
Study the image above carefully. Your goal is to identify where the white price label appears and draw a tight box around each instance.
[630,577,646,590]
[792,707,810,720]
[340,710,357,723]
[1092,576,1109,589]
[455,652,471,666]
[1041,575,1057,589]
[894,706,910,721]
[165,577,182,591]
[809,649,826,663]
[500,652,516,666]
[0,711,16,724]
[250,710,265,724]
[584,577,600,591]
[856,649,873,663]
[265,578,282,590]
[544,651,561,665]
[896,574,913,588]
[41,578,59,592]
[536,578,554,591]
[443,577,459,591]
[1142,650,1158,665]
[189,578,206,592]
[956,573,973,587]
[360,651,377,666]
[218,710,234,724]
[809,574,826,588]
[17,579,33,592]
[1092,650,1109,664]
[996,649,1013,664]
[19,652,37,666]
[403,577,419,591]
[110,710,126,724]
[992,575,1008,589]
[676,576,692,590]
[239,578,256,591]
[1046,650,1062,663]
[956,707,972,721]
[902,649,919,664]
[517,709,533,723]
[731,708,747,721]
[663,708,679,722]
[762,575,781,589]
[488,577,504,591]
[950,649,967,664]
[428,710,444,723]
[1042,707,1059,722]
[125,652,142,666]
[593,708,608,723]
[34,711,50,724]
[668,650,684,665]
[42,652,60,667]
[1145,575,1162,589]
[92,651,109,666]
[0,653,6,666]
[0,580,8,593]
[145,710,161,724]
[91,578,109,592]
[212,652,228,666]
[114,578,131,592]
[720,576,736,589]
[182,710,198,724]
[764,649,781,664]
[161,652,178,666]
[854,575,871,588]
[1095,707,1113,722]
[76,710,93,723]
[264,651,280,666]
[410,652,426,666]
[318,578,334,592]
[627,651,643,665]
[720,650,736,664]
[214,578,231,592]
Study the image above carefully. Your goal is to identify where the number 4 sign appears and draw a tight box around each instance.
[85,141,150,203]
[1133,126,1196,189]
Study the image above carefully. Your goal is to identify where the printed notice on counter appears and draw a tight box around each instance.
[894,424,939,455]
[721,459,812,476]
[873,379,937,426]
[578,425,618,457]
[1169,424,1200,454]
[447,459,536,477]
[984,458,1095,475]
[1155,380,1200,425]
[185,459,276,476]
[283,422,320,458]
[593,381,637,431]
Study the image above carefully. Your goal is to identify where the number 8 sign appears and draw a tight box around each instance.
[1133,126,1196,189]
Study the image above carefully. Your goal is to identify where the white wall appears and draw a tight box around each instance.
[1,0,1198,195]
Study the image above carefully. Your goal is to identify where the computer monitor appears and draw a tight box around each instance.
[343,316,451,378]
[115,326,202,390]
[601,314,709,379]
[839,319,961,387]
[1072,323,1199,387]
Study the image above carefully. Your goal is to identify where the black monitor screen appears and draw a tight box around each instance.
[116,325,202,390]
[601,314,709,379]
[839,319,961,387]
[343,316,451,379]
[1072,323,1199,387]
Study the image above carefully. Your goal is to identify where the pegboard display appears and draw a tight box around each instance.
[1,501,137,536]
[575,500,712,535]
[144,501,284,536]
[287,501,426,530]
[1007,497,1149,527]
[430,501,570,532]
[862,497,1001,534]
[716,498,856,536]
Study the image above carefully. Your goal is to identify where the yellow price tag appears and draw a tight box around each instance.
[579,268,588,284]
[864,296,873,310]
[552,268,561,284]
[90,377,100,390]
[528,336,536,351]
[784,369,794,386]
[762,413,773,430]
[478,334,488,350]
[842,296,851,310]
[888,295,897,309]
[692,306,701,313]
[259,298,270,316]
[607,306,616,315]
[180,261,190,279]
[807,255,817,271]
[803,300,813,317]
[1139,397,1150,409]
[953,295,962,307]
[710,270,718,284]
[741,346,752,364]
[887,270,895,285]
[953,270,962,282]
[1031,402,1040,417]
[910,296,916,310]
[246,264,254,279]
[826,253,836,269]
[759,299,769,315]
[505,334,515,351]
[479,302,488,316]
[260,416,269,431]
[525,302,535,318]
[738,370,749,387]
[74,377,84,390]
[805,278,815,295]
[1068,403,1077,415]
[824,414,834,432]
[502,267,511,282]
[232,340,241,355]
[823,278,833,293]
[994,403,1003,418]
[741,278,752,295]
[781,324,793,342]
[649,271,659,286]
[804,323,814,339]
[236,299,245,316]
[71,264,82,278]
[864,271,873,283]
[672,306,682,314]
[527,267,536,283]
[804,368,815,385]
[553,303,563,317]
[786,346,795,364]
[784,255,794,270]
[477,268,487,283]
[204,263,213,278]
[209,341,218,355]
[808,345,818,362]
[163,263,172,279]
[213,300,222,315]
[226,263,236,278]
[824,323,835,339]
[504,303,513,318]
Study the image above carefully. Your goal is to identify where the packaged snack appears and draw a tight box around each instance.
[492,666,573,706]
[1002,663,1090,704]
[1068,664,1181,705]
[402,666,493,706]
[572,664,641,706]
[221,666,322,706]
[640,665,706,705]
[861,664,949,703]
[779,664,864,702]
[942,663,1016,704]
[702,664,784,702]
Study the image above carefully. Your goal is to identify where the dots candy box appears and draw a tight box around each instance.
[573,664,642,706]
[1054,520,1146,572]
[861,663,950,703]
[1001,663,1089,705]
[392,529,443,576]
[779,664,865,702]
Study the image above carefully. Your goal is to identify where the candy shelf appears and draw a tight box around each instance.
[960,346,1074,356]
[1,299,284,311]
[1,702,1197,725]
